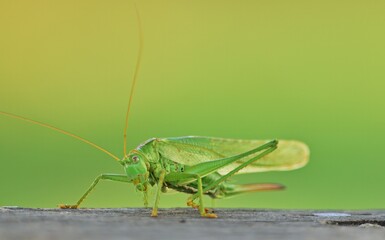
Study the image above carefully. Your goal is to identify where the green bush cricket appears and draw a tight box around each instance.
[0,4,309,218]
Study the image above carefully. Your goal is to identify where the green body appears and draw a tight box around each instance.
[132,137,307,198]
[64,136,309,217]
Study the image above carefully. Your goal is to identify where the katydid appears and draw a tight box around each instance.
[0,4,309,218]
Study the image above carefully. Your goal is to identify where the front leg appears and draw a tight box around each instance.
[59,174,130,209]
[151,170,166,217]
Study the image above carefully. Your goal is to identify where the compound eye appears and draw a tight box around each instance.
[131,155,139,163]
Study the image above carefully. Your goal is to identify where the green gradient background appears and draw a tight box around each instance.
[1,0,384,209]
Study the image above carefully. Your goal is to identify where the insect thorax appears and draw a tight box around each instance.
[135,138,158,163]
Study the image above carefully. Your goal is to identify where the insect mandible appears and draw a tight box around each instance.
[0,4,309,218]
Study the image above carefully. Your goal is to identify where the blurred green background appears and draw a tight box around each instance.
[1,0,384,209]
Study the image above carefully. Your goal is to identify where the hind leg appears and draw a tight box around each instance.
[189,144,277,203]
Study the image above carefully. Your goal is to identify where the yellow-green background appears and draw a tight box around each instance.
[1,0,384,209]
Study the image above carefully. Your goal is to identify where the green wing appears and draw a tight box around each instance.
[156,136,309,175]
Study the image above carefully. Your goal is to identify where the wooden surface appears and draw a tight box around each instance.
[1,207,385,240]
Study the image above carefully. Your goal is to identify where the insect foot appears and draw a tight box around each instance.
[151,212,158,217]
[186,200,199,209]
[187,200,211,212]
[205,208,214,214]
[202,213,218,218]
[58,204,79,209]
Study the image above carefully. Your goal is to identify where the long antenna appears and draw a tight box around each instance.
[0,111,121,161]
[123,3,143,157]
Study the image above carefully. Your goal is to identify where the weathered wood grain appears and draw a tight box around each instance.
[1,207,384,240]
